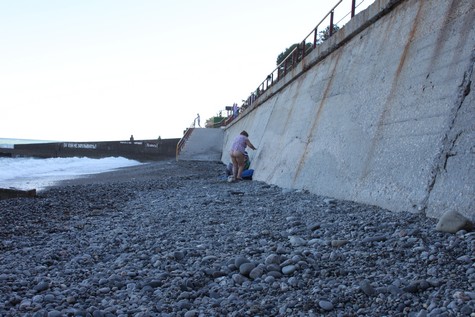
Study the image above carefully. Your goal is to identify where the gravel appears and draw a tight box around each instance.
[0,160,474,316]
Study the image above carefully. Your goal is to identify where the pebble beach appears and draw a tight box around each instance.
[0,160,474,317]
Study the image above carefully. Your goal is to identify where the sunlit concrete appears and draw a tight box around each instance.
[223,0,475,220]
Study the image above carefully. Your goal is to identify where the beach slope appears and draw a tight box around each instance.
[0,161,473,316]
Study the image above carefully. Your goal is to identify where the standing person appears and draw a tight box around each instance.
[229,130,257,181]
[194,113,201,127]
[232,103,238,118]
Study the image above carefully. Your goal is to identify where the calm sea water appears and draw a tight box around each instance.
[0,138,143,191]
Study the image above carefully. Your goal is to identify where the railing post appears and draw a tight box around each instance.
[351,0,356,17]
[313,27,318,48]
[329,11,334,37]
[266,74,273,88]
[292,48,297,68]
[301,40,306,60]
[284,59,288,77]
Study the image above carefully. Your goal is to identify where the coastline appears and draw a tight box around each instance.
[49,159,228,190]
[0,161,473,316]
[50,159,181,187]
[0,156,145,194]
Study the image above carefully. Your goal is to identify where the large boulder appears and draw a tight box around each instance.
[436,210,473,233]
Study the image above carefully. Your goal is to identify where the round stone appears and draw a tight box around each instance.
[319,300,334,311]
[282,265,297,275]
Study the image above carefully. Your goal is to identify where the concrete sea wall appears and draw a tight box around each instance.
[223,0,475,220]
[7,139,179,162]
[178,128,224,162]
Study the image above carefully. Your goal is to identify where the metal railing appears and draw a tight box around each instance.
[176,127,194,160]
[240,0,372,111]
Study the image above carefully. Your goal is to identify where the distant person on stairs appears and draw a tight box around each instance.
[194,113,201,127]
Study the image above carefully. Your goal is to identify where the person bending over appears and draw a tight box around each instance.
[226,151,251,178]
[230,130,257,181]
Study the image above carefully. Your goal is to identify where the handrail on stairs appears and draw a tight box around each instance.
[176,127,195,161]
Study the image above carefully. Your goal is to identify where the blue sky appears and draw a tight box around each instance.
[0,0,372,141]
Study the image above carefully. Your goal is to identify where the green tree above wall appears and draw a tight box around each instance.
[276,44,298,66]
[276,42,314,66]
[317,24,340,44]
[276,24,340,66]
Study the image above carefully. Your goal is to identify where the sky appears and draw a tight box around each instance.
[1,0,373,142]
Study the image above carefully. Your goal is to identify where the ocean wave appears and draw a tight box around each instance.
[0,156,142,191]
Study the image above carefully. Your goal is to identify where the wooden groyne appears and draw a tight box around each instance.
[0,188,36,200]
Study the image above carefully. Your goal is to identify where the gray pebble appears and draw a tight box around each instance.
[249,266,264,280]
[239,262,256,276]
[359,280,378,297]
[282,265,297,275]
[319,300,334,311]
[234,256,250,268]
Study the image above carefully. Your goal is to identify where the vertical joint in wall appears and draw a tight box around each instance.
[421,48,475,214]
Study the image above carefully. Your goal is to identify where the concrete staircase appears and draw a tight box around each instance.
[177,128,224,162]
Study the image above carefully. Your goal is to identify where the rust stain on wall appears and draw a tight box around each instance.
[394,2,425,83]
[292,50,343,185]
[429,0,474,71]
[360,0,426,179]
[270,79,304,184]
[430,0,458,67]
[283,77,305,131]
[451,1,475,67]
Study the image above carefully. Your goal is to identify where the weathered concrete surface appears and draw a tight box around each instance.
[223,0,475,220]
[178,128,224,162]
[426,48,475,220]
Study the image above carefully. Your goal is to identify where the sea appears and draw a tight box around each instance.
[0,138,143,191]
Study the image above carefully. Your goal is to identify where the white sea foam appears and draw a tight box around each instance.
[0,156,143,191]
